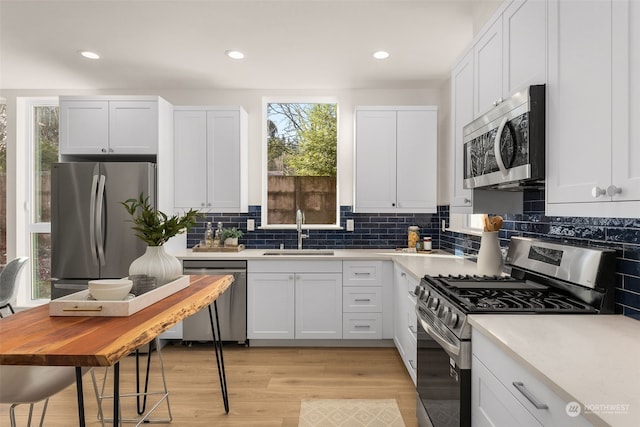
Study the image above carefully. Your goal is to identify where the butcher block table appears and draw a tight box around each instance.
[0,274,234,426]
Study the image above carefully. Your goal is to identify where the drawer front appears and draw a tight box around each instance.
[343,313,382,339]
[343,286,382,312]
[472,330,593,427]
[342,261,383,286]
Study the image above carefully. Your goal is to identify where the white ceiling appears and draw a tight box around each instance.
[0,0,493,91]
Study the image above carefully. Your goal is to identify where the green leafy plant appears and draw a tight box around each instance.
[220,227,244,241]
[121,193,201,246]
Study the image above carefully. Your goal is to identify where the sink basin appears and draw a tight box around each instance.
[263,249,335,256]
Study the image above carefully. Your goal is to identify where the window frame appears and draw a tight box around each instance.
[16,96,59,306]
[447,213,484,236]
[260,96,341,230]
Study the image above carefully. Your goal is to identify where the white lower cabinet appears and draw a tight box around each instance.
[295,273,342,339]
[393,265,418,385]
[342,261,394,340]
[247,261,342,340]
[472,329,593,427]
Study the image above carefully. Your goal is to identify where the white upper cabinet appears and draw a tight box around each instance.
[502,0,547,97]
[546,0,640,217]
[474,0,547,117]
[451,50,475,211]
[173,107,248,212]
[474,16,504,117]
[60,97,165,155]
[355,106,438,213]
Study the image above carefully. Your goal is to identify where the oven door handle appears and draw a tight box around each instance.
[415,305,461,357]
[493,116,509,176]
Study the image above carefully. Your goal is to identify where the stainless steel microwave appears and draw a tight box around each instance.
[463,85,545,190]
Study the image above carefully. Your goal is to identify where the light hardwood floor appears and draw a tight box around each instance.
[1,342,418,426]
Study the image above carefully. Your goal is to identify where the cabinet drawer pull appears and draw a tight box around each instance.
[354,272,371,276]
[512,382,548,410]
[408,360,416,370]
[408,325,416,333]
[354,325,371,329]
[354,298,371,302]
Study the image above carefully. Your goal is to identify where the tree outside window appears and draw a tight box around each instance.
[266,102,338,226]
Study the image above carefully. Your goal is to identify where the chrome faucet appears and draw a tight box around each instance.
[296,209,308,250]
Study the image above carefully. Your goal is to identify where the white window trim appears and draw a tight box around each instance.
[446,213,484,236]
[16,96,58,307]
[260,96,341,229]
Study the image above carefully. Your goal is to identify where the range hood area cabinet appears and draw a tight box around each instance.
[173,106,248,213]
[354,106,438,214]
[546,0,640,218]
[59,96,172,157]
[449,0,546,213]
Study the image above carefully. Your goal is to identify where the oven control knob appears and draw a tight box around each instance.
[428,297,439,311]
[439,306,450,319]
[420,290,429,302]
[445,312,459,328]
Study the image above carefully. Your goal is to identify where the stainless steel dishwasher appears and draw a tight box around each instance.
[182,259,247,344]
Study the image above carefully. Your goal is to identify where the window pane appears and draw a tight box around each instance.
[0,103,6,264]
[31,233,51,299]
[33,106,58,223]
[266,103,337,225]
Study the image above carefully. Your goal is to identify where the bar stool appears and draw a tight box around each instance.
[91,337,173,426]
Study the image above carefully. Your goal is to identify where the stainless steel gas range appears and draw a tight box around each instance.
[415,237,616,427]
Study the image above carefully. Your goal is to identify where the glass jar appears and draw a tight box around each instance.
[407,226,420,248]
[423,236,432,251]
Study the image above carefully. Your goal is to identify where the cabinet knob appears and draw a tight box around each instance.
[289,275,294,280]
[606,185,622,197]
[101,148,107,153]
[591,186,606,198]
[201,202,206,207]
[108,148,114,153]
[392,203,396,207]
[464,198,471,204]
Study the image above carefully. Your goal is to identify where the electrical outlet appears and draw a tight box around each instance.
[247,219,255,232]
[442,219,446,232]
[346,219,354,232]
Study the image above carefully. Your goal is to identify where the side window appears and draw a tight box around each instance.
[26,100,59,301]
[264,100,338,226]
[0,102,6,265]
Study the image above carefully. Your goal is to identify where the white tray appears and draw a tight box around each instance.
[49,275,190,317]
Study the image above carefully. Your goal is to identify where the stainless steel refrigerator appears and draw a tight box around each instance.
[51,162,156,299]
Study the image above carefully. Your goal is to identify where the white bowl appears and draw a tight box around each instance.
[88,279,133,301]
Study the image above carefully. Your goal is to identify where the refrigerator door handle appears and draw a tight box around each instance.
[89,174,99,266]
[95,174,107,266]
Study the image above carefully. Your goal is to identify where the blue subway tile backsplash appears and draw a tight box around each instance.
[187,192,640,320]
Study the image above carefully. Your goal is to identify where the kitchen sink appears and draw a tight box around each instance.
[263,249,335,256]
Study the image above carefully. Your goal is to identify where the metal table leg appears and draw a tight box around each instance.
[76,366,86,427]
[208,300,229,413]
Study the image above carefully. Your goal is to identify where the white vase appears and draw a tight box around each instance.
[477,231,504,276]
[129,246,181,286]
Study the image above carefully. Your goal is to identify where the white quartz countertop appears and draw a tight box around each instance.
[171,248,481,278]
[468,314,640,427]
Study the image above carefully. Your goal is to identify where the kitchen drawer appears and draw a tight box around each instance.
[343,286,382,312]
[343,313,383,339]
[472,329,593,426]
[342,261,383,286]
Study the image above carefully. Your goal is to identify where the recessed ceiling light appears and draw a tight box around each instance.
[80,51,100,60]
[373,51,390,60]
[225,50,245,60]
